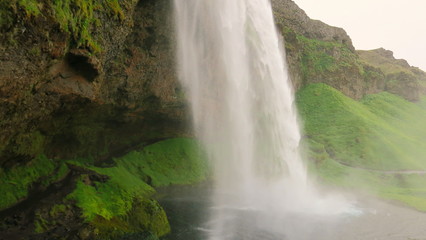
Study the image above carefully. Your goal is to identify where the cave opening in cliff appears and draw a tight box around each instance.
[65,52,99,82]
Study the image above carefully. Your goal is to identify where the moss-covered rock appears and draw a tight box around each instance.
[0,138,208,239]
[66,138,207,215]
[63,138,207,239]
[0,0,185,167]
[0,0,192,238]
[1,0,134,53]
[0,155,57,210]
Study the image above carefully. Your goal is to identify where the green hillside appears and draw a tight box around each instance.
[297,83,426,210]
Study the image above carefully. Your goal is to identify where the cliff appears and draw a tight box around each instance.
[271,0,424,102]
[1,0,195,239]
[271,0,386,99]
[0,0,424,239]
[358,48,426,101]
[0,0,186,166]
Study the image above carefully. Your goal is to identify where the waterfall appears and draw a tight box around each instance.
[173,0,350,239]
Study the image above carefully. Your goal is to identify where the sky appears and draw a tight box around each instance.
[292,0,426,71]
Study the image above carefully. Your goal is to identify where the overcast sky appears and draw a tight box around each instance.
[292,0,426,71]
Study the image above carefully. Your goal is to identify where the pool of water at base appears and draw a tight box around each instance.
[157,184,426,240]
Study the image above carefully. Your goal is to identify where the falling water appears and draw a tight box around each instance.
[174,0,351,239]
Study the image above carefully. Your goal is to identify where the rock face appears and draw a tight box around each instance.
[271,0,354,49]
[271,0,385,99]
[1,0,189,239]
[358,48,426,101]
[0,0,187,167]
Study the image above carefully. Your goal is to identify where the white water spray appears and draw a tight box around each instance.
[174,0,351,239]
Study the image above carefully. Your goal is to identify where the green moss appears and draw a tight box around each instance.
[34,209,49,233]
[0,136,206,236]
[1,0,41,20]
[2,0,126,53]
[91,215,133,239]
[0,155,56,210]
[13,130,46,156]
[110,138,209,187]
[66,138,208,238]
[67,174,153,221]
[297,83,426,210]
[298,36,338,73]
[105,0,124,20]
[49,204,68,218]
[41,162,70,187]
[91,198,170,239]
[120,232,159,240]
[51,0,127,53]
[67,156,95,167]
[0,1,16,29]
[296,35,361,82]
[67,138,208,220]
[29,46,42,56]
[361,65,384,85]
[51,0,103,53]
[17,0,41,17]
[128,198,170,237]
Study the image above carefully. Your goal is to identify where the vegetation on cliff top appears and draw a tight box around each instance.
[281,26,383,99]
[296,35,360,79]
[357,49,426,101]
[297,83,426,210]
[357,49,424,76]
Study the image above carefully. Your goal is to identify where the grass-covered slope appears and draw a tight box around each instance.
[297,83,426,210]
[297,83,426,170]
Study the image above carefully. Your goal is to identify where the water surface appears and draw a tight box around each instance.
[158,184,426,240]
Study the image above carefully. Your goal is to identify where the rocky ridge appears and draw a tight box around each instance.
[271,0,386,99]
[358,48,426,101]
